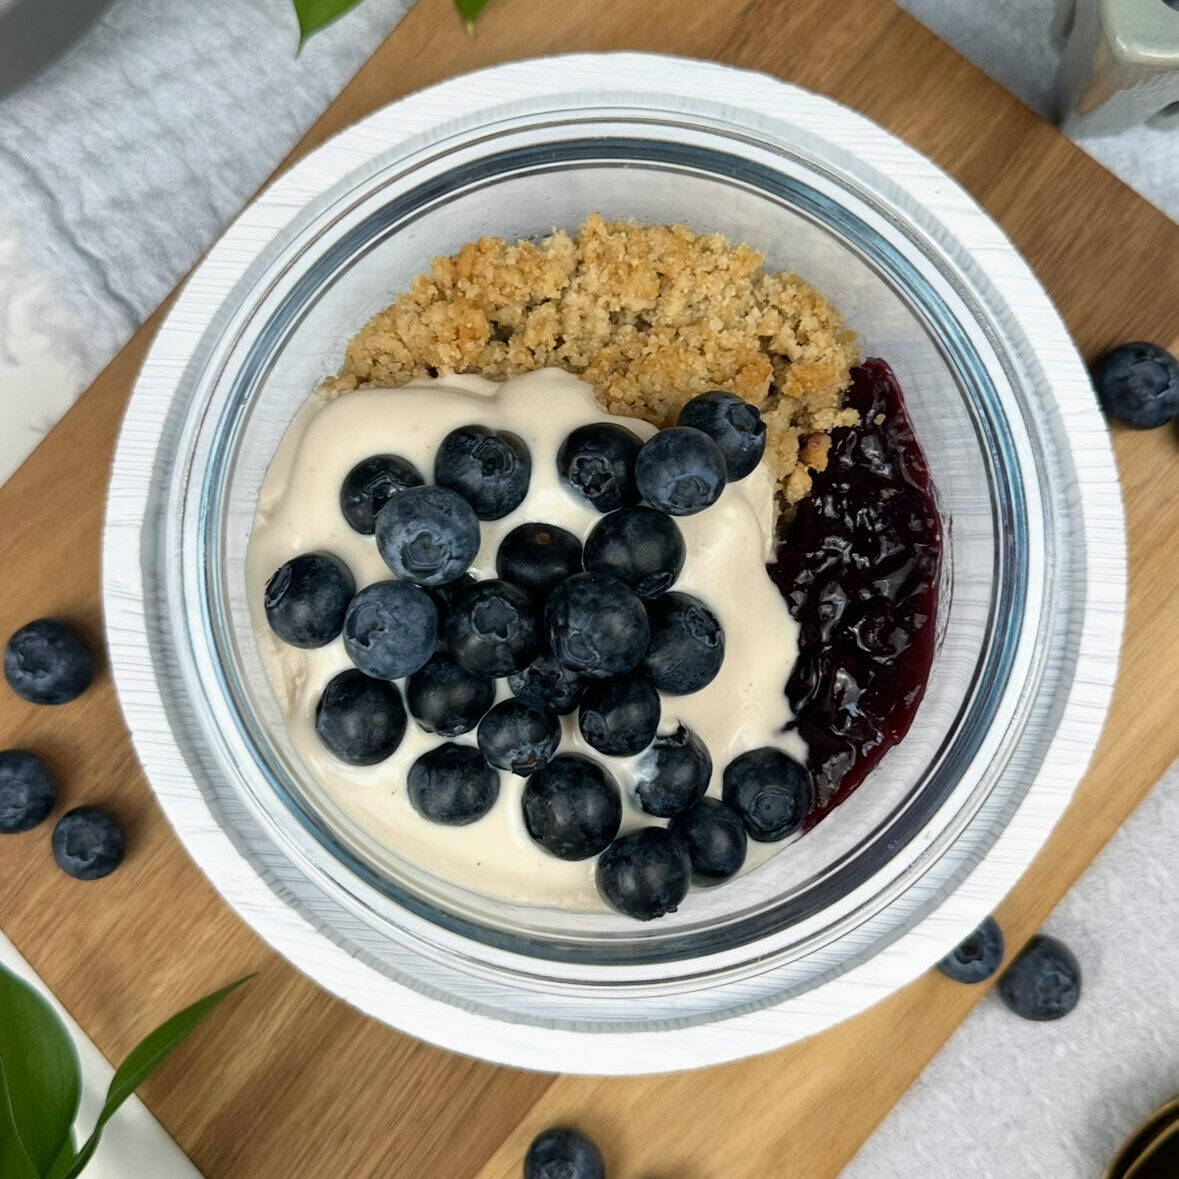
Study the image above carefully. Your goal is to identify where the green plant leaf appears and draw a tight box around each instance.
[292,0,367,46]
[44,1135,76,1179]
[454,0,491,23]
[59,976,253,1179]
[0,1058,41,1179]
[0,965,81,1177]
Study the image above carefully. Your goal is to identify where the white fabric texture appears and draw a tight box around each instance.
[841,762,1179,1178]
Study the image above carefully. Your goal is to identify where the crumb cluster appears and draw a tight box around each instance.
[335,215,859,504]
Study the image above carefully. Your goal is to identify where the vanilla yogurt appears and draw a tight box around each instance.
[247,369,805,910]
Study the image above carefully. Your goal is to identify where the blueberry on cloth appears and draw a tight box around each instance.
[998,934,1081,1021]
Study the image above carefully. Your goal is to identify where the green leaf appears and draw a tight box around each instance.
[0,965,81,1177]
[59,976,253,1179]
[454,0,491,24]
[0,1058,41,1179]
[292,0,367,46]
[44,1135,76,1179]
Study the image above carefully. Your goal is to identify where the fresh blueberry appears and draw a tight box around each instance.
[632,725,711,817]
[668,797,747,885]
[446,579,540,676]
[263,553,354,649]
[522,754,621,860]
[557,422,642,513]
[315,669,406,764]
[375,485,480,587]
[496,523,582,599]
[634,426,727,516]
[596,827,691,921]
[434,425,531,519]
[583,506,684,598]
[577,673,660,757]
[937,916,1005,984]
[1095,342,1179,429]
[643,591,724,694]
[677,391,767,479]
[407,742,499,825]
[339,454,423,534]
[507,654,583,715]
[477,699,560,776]
[51,806,124,880]
[4,619,95,705]
[0,750,57,834]
[722,747,813,841]
[427,573,477,649]
[342,581,437,680]
[998,934,1081,1021]
[406,652,494,737]
[524,1128,605,1179]
[545,572,649,679]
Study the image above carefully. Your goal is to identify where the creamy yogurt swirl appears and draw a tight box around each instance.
[247,369,804,910]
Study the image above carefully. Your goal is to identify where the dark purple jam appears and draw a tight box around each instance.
[769,359,942,822]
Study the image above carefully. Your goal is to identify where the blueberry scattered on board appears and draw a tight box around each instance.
[2,619,127,878]
[524,1127,605,1179]
[52,806,125,881]
[0,750,57,834]
[5,618,95,705]
[936,916,1005,984]
[262,393,826,920]
[998,934,1081,1021]
[1095,342,1179,429]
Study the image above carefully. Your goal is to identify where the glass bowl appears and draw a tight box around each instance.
[103,54,1124,1073]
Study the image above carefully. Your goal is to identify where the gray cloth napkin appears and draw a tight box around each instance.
[841,761,1179,1178]
[0,0,415,387]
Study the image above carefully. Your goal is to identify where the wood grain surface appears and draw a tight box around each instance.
[2,1,1178,1176]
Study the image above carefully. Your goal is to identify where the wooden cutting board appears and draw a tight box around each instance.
[2,1,1178,1176]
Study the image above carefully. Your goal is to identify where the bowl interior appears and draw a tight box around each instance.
[190,120,1039,971]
